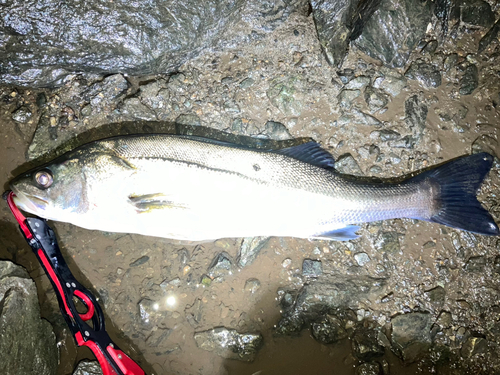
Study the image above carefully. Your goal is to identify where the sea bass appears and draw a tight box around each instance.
[10,135,500,241]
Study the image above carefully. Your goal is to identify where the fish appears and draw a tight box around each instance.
[9,134,500,241]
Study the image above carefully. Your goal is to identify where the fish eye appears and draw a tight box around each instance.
[35,170,53,188]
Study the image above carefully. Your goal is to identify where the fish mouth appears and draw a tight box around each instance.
[10,187,49,214]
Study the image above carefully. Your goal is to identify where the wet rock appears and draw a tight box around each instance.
[120,98,156,121]
[194,327,263,362]
[294,277,387,313]
[425,286,446,306]
[263,121,292,140]
[388,135,416,149]
[86,74,130,112]
[405,60,442,88]
[338,89,361,109]
[374,71,407,97]
[275,311,305,335]
[337,69,356,84]
[0,261,58,375]
[494,256,500,274]
[460,337,488,358]
[436,311,452,329]
[12,106,33,123]
[237,237,270,268]
[479,19,500,53]
[354,252,371,266]
[311,0,380,67]
[459,65,478,96]
[364,87,389,113]
[302,259,323,277]
[352,330,385,361]
[207,252,234,281]
[345,76,371,90]
[244,278,261,294]
[443,53,458,71]
[455,0,495,28]
[464,256,486,273]
[72,360,103,375]
[353,0,433,67]
[138,298,165,326]
[239,78,255,89]
[223,99,240,113]
[311,315,348,344]
[145,327,173,349]
[175,113,201,126]
[405,94,428,135]
[267,77,303,116]
[391,312,432,363]
[375,129,400,141]
[355,362,382,375]
[472,134,498,156]
[0,0,304,87]
[421,40,438,55]
[337,109,381,127]
[374,232,401,254]
[129,255,150,267]
[335,153,363,176]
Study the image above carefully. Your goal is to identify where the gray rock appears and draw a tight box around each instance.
[405,60,442,88]
[443,53,458,71]
[337,69,355,84]
[239,78,255,89]
[377,129,400,141]
[421,40,438,55]
[337,109,381,127]
[302,259,323,277]
[375,71,407,97]
[455,0,495,28]
[374,231,401,253]
[335,153,363,176]
[243,278,261,294]
[425,286,446,305]
[338,89,361,109]
[0,0,305,87]
[494,255,500,274]
[352,330,385,361]
[459,65,479,96]
[354,252,371,266]
[460,337,488,358]
[464,256,486,273]
[391,312,432,363]
[129,255,150,267]
[237,237,270,268]
[353,0,433,68]
[175,113,201,126]
[364,87,389,113]
[207,252,234,281]
[120,98,157,121]
[0,261,58,375]
[267,77,303,116]
[479,18,500,53]
[311,315,348,344]
[72,361,103,375]
[355,362,382,375]
[311,0,380,67]
[405,94,428,135]
[294,277,387,312]
[472,134,498,157]
[12,106,33,123]
[194,327,263,361]
[345,76,371,90]
[263,121,292,140]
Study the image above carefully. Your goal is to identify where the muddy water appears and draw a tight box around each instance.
[1,11,500,375]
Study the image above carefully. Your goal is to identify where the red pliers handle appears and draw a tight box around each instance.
[4,191,145,375]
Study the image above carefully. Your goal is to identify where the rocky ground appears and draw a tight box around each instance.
[1,1,500,375]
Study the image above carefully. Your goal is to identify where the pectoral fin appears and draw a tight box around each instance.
[128,193,187,213]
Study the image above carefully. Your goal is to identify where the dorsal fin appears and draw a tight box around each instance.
[274,141,335,170]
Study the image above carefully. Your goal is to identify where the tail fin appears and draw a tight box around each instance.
[413,152,499,236]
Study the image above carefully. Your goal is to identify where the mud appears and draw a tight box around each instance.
[1,10,500,375]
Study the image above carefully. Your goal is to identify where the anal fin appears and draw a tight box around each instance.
[310,225,361,241]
